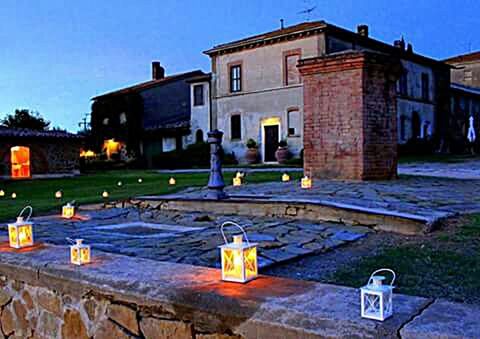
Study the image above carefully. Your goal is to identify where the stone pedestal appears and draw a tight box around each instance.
[298,51,401,180]
[205,130,227,200]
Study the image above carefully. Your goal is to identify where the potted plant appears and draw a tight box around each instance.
[275,139,290,164]
[245,138,258,164]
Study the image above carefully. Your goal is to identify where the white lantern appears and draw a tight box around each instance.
[232,176,242,186]
[301,176,312,189]
[69,239,91,265]
[8,206,34,249]
[219,221,258,283]
[360,269,396,321]
[282,173,290,182]
[62,202,75,219]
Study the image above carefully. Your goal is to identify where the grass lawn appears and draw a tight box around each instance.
[330,215,480,303]
[0,170,301,222]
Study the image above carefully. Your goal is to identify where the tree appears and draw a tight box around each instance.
[1,109,50,130]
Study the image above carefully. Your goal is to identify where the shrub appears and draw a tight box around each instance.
[246,138,257,149]
[278,140,288,148]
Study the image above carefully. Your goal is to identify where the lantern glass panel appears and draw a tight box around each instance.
[244,247,258,280]
[62,205,75,219]
[361,288,393,321]
[71,247,80,264]
[222,248,244,281]
[80,247,91,263]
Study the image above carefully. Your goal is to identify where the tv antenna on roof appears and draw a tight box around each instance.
[298,0,317,21]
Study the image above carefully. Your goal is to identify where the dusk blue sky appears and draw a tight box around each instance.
[1,0,479,132]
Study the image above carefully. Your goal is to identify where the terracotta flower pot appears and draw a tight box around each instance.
[245,148,258,164]
[275,146,290,164]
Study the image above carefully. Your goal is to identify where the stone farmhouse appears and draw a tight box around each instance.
[0,127,82,179]
[90,63,210,167]
[204,21,451,163]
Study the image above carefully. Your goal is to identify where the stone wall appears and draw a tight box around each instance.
[0,244,478,338]
[298,51,400,180]
[0,139,81,177]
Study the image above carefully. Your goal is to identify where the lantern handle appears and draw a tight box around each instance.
[18,206,33,222]
[220,221,250,246]
[368,268,396,287]
[66,237,76,245]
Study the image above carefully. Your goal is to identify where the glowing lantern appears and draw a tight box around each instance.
[219,221,258,283]
[138,178,143,183]
[301,176,312,189]
[361,269,395,321]
[8,206,34,249]
[11,193,17,199]
[169,177,176,185]
[62,202,75,219]
[117,181,123,187]
[102,191,109,199]
[282,173,290,182]
[55,190,63,199]
[233,176,242,186]
[0,190,5,197]
[69,239,91,265]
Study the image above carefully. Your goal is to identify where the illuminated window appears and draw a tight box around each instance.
[11,146,30,179]
[102,139,123,159]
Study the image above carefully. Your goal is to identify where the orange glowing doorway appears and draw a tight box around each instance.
[11,146,31,179]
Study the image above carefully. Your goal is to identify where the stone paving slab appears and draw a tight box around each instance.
[155,175,480,222]
[0,208,369,269]
[399,159,480,180]
[400,299,480,339]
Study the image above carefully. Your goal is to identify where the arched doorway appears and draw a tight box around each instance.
[195,129,204,143]
[11,146,31,179]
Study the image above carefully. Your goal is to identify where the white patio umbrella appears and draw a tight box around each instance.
[467,115,476,143]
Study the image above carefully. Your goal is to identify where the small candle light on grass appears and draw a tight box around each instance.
[102,191,109,199]
[68,238,91,265]
[0,190,5,197]
[8,206,34,249]
[282,173,290,182]
[55,190,63,199]
[301,176,312,189]
[138,178,143,183]
[169,177,176,185]
[117,181,123,187]
[11,192,17,199]
[360,269,395,321]
[219,221,258,283]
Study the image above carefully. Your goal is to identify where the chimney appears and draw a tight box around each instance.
[406,43,413,53]
[152,61,165,80]
[357,24,369,37]
[393,37,406,50]
[280,19,285,30]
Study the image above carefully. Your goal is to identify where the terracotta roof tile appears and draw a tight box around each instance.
[0,127,83,139]
[444,51,480,63]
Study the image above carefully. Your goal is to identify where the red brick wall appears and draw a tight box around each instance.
[299,51,400,180]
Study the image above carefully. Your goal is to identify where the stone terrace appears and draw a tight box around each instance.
[161,175,480,220]
[15,208,369,269]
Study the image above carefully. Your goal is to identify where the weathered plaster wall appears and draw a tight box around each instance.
[449,60,480,88]
[185,81,210,146]
[212,36,324,162]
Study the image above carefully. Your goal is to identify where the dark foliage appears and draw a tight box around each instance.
[1,109,50,130]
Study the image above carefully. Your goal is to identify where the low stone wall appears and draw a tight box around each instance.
[0,244,478,338]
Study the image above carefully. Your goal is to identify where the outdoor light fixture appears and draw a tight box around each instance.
[138,178,143,183]
[62,202,75,219]
[219,221,258,283]
[55,190,63,199]
[360,269,395,321]
[11,193,17,199]
[282,173,290,182]
[169,177,176,185]
[102,191,109,199]
[233,174,242,186]
[68,238,91,265]
[301,176,312,189]
[0,190,5,197]
[8,206,34,249]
